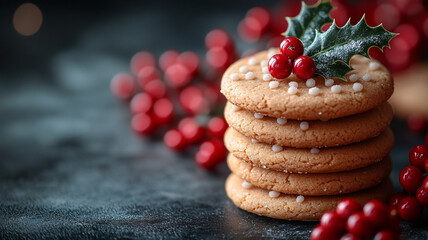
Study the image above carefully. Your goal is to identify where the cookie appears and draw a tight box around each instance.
[224,101,393,148]
[221,50,394,120]
[227,154,391,196]
[225,174,393,220]
[224,127,394,173]
[389,63,428,119]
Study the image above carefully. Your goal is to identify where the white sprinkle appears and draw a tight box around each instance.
[318,112,322,115]
[325,78,334,87]
[269,81,279,89]
[263,74,272,81]
[288,86,298,95]
[277,118,287,125]
[288,81,298,87]
[310,148,320,154]
[283,169,288,173]
[306,78,316,87]
[267,49,277,58]
[300,121,309,131]
[353,83,363,92]
[323,188,327,192]
[248,57,258,65]
[308,87,320,96]
[230,73,239,81]
[349,74,358,82]
[269,191,280,198]
[254,113,264,119]
[242,181,252,189]
[262,66,269,73]
[369,61,380,70]
[331,85,342,93]
[245,72,255,80]
[251,138,259,143]
[296,195,305,203]
[231,104,241,111]
[362,73,371,81]
[260,60,268,67]
[239,65,249,73]
[272,144,283,152]
[339,190,343,193]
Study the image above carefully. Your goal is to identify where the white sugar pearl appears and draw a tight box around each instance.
[260,60,268,67]
[269,191,280,198]
[288,81,298,87]
[239,65,249,73]
[277,118,287,125]
[272,144,283,152]
[296,195,305,203]
[353,82,363,92]
[254,113,264,119]
[231,104,240,111]
[248,57,258,65]
[300,121,309,131]
[262,66,269,73]
[288,86,298,95]
[269,81,279,89]
[267,49,277,58]
[245,72,255,80]
[348,74,358,82]
[263,74,272,81]
[308,87,320,96]
[331,85,342,93]
[306,78,316,87]
[230,73,239,81]
[325,78,334,87]
[310,148,320,154]
[251,139,259,143]
[242,181,252,189]
[369,61,380,70]
[362,73,371,81]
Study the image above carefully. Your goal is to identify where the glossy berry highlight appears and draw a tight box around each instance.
[280,37,304,60]
[268,54,292,79]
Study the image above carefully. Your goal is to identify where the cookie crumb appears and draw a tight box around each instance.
[300,121,309,131]
[269,191,280,198]
[254,113,264,119]
[245,72,255,80]
[230,73,239,81]
[288,86,298,95]
[349,74,358,82]
[310,148,320,154]
[272,144,283,152]
[296,195,305,203]
[369,61,380,70]
[306,78,316,87]
[277,118,287,125]
[362,73,371,81]
[308,87,320,96]
[331,85,342,93]
[353,83,363,92]
[325,78,334,87]
[231,104,241,111]
[269,81,279,89]
[248,57,258,65]
[239,65,249,73]
[263,74,272,81]
[241,180,252,189]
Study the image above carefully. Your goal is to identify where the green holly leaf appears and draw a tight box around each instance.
[305,16,398,80]
[283,1,333,48]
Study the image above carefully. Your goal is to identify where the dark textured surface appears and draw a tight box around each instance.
[0,1,427,239]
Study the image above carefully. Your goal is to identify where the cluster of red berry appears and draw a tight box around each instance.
[268,37,316,80]
[391,132,428,220]
[311,199,401,240]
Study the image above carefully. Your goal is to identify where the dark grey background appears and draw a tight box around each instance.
[0,1,427,239]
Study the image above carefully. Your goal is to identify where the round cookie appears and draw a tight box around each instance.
[221,50,394,120]
[224,127,394,173]
[224,101,393,148]
[225,174,393,221]
[227,154,392,196]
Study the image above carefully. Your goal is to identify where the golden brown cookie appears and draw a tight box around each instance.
[224,127,394,173]
[224,101,393,148]
[225,174,393,221]
[227,154,391,196]
[221,50,394,120]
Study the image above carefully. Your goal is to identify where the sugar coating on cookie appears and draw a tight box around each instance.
[230,73,240,81]
[296,195,305,203]
[353,83,364,92]
[245,72,255,80]
[300,121,309,131]
[269,81,279,89]
[269,190,280,198]
[288,86,298,95]
[331,85,342,93]
[277,118,287,125]
[263,74,272,81]
[242,180,252,189]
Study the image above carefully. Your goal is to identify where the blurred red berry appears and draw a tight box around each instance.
[424,176,428,192]
[195,139,227,170]
[399,165,423,193]
[111,73,135,100]
[179,86,209,115]
[246,6,271,33]
[397,196,423,221]
[130,51,156,75]
[374,230,398,240]
[131,113,155,135]
[280,37,304,60]
[178,51,200,77]
[362,200,389,229]
[416,186,428,206]
[389,192,408,209]
[346,212,374,238]
[409,144,428,171]
[268,54,292,79]
[159,50,179,72]
[238,17,264,42]
[336,198,362,219]
[207,117,228,139]
[152,98,174,124]
[330,0,350,27]
[143,79,167,99]
[163,128,187,151]
[206,47,234,72]
[205,29,235,53]
[178,117,205,144]
[372,4,401,30]
[320,211,346,233]
[394,24,420,52]
[310,225,339,240]
[165,63,192,88]
[387,214,402,235]
[407,113,426,132]
[293,56,316,80]
[130,93,153,114]
[137,66,160,87]
[339,233,361,240]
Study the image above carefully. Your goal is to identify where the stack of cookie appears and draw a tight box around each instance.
[221,49,395,220]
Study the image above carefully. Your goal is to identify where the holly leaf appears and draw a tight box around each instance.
[304,16,398,80]
[283,1,333,48]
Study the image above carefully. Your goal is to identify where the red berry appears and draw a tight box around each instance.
[362,200,389,229]
[293,55,316,80]
[110,73,135,100]
[207,117,228,139]
[205,29,235,53]
[143,79,167,99]
[152,98,174,124]
[399,165,423,193]
[268,54,292,79]
[407,114,426,132]
[398,196,423,221]
[163,128,187,151]
[409,144,428,171]
[179,86,209,115]
[346,213,374,238]
[130,93,153,114]
[178,51,200,77]
[320,211,346,233]
[195,139,227,170]
[280,37,304,60]
[310,225,339,240]
[206,47,234,72]
[423,176,428,192]
[130,51,156,75]
[416,186,428,206]
[386,215,402,235]
[246,7,271,31]
[159,50,179,72]
[374,230,398,240]
[165,63,192,88]
[425,159,428,173]
[336,198,362,219]
[137,66,160,87]
[178,118,205,144]
[389,192,408,209]
[339,233,361,240]
[131,113,155,135]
